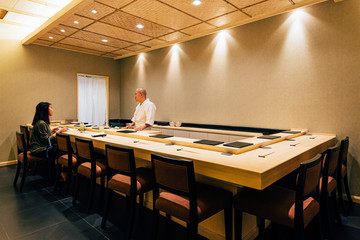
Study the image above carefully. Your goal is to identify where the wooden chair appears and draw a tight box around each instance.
[337,137,353,216]
[233,154,323,240]
[319,144,342,238]
[13,132,46,192]
[101,144,153,239]
[53,133,77,196]
[151,153,233,240]
[72,137,106,213]
[20,125,30,148]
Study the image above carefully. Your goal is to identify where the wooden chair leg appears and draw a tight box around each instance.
[87,177,96,213]
[64,168,72,196]
[331,191,342,225]
[234,209,243,240]
[19,162,28,192]
[343,175,353,205]
[153,209,160,240]
[72,174,80,205]
[53,163,62,191]
[13,160,21,186]
[224,207,233,240]
[337,178,346,216]
[257,217,265,240]
[127,194,137,240]
[101,188,112,228]
[187,221,198,240]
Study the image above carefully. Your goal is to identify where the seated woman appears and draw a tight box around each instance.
[30,102,67,158]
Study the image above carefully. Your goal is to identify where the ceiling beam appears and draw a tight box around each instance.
[22,0,94,45]
[0,18,33,28]
[27,0,63,9]
[0,5,48,18]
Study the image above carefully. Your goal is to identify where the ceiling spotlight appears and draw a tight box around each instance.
[74,20,79,24]
[136,24,144,29]
[192,0,202,6]
[49,36,53,39]
[91,10,97,14]
[102,39,108,43]
[60,29,65,32]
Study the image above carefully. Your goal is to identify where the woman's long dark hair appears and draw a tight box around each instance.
[32,102,51,125]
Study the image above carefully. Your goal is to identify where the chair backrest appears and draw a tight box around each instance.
[295,154,322,228]
[105,144,135,175]
[105,144,136,194]
[56,133,72,153]
[338,137,349,178]
[20,125,30,147]
[16,132,26,153]
[75,138,96,175]
[323,144,340,178]
[151,153,197,221]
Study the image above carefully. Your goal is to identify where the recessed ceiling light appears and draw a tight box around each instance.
[192,0,202,6]
[60,29,65,32]
[74,20,79,24]
[49,36,53,39]
[102,39,108,43]
[136,24,144,29]
[91,10,97,14]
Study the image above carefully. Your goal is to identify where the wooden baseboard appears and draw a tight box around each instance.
[350,194,360,204]
[0,160,17,167]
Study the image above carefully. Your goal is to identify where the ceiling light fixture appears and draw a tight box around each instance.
[102,39,108,42]
[49,36,53,39]
[192,0,202,6]
[60,29,65,32]
[74,20,79,24]
[136,24,144,29]
[91,10,97,14]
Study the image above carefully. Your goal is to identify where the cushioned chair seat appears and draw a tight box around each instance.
[108,167,153,195]
[78,162,102,178]
[319,176,337,197]
[234,185,320,228]
[58,155,77,166]
[155,183,232,223]
[19,152,44,163]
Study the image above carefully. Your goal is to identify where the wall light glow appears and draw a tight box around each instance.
[135,53,147,84]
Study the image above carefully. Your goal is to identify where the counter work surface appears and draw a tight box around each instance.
[60,125,335,190]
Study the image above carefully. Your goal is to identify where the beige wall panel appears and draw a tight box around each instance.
[0,40,121,163]
[118,0,360,195]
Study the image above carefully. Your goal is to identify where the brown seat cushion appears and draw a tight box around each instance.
[18,152,44,163]
[233,185,320,228]
[78,162,103,178]
[319,176,337,196]
[58,155,77,166]
[108,167,153,195]
[155,183,232,223]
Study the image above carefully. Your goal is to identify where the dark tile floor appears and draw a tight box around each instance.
[1,164,359,240]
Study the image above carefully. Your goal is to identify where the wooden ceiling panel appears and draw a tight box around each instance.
[49,25,78,36]
[113,48,133,55]
[95,0,134,9]
[53,42,105,56]
[39,32,65,42]
[75,1,115,20]
[207,11,250,27]
[85,22,151,43]
[71,30,133,48]
[161,0,236,21]
[62,14,95,29]
[159,31,189,42]
[101,11,174,37]
[242,0,294,18]
[33,39,53,46]
[122,0,201,29]
[59,37,118,52]
[125,44,149,51]
[181,22,216,35]
[102,52,119,58]
[141,38,167,47]
[226,0,267,10]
